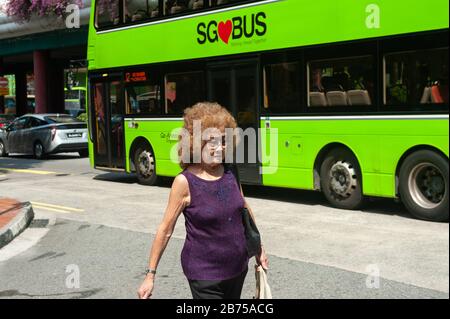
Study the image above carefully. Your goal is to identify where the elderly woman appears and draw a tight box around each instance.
[137,102,268,299]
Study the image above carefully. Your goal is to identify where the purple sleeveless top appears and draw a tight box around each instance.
[180,166,249,281]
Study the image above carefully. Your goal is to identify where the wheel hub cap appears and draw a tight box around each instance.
[329,161,357,198]
[35,144,42,157]
[409,163,445,208]
[138,151,154,177]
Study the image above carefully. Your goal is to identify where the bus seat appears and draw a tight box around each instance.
[193,0,204,9]
[347,90,371,105]
[309,92,327,106]
[420,86,431,104]
[151,7,159,17]
[431,85,444,103]
[132,12,146,22]
[326,91,348,106]
[171,5,185,14]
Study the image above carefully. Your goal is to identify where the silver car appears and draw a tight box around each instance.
[0,114,88,159]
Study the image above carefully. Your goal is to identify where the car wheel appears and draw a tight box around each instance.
[134,145,157,186]
[78,149,89,158]
[0,140,7,157]
[399,150,448,222]
[320,148,364,210]
[34,141,45,159]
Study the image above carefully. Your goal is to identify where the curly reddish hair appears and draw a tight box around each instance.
[178,102,238,169]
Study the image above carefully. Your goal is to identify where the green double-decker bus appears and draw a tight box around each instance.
[87,0,449,221]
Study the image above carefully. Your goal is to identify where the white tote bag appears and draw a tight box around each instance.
[254,265,272,299]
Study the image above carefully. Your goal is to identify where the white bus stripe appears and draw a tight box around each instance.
[123,115,448,122]
[124,118,183,121]
[260,115,449,121]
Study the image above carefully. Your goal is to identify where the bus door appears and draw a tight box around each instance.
[90,77,125,169]
[207,61,261,184]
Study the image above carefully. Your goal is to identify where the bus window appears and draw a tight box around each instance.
[385,48,449,106]
[125,0,159,22]
[65,88,87,117]
[164,0,190,15]
[308,56,374,107]
[191,0,206,10]
[95,0,121,28]
[164,71,205,115]
[126,83,161,115]
[263,62,300,114]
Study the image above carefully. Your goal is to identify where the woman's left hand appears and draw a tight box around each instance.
[255,246,269,270]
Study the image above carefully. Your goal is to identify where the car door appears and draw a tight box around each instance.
[21,117,37,154]
[5,118,24,153]
[9,117,29,154]
[31,117,51,154]
[3,122,16,153]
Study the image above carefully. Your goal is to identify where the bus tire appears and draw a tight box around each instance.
[399,150,448,222]
[134,145,157,186]
[320,148,364,210]
[0,140,7,157]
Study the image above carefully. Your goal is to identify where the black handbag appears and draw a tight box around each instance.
[228,164,262,258]
[242,207,262,258]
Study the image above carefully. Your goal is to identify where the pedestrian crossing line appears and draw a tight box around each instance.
[31,201,85,213]
[0,168,57,175]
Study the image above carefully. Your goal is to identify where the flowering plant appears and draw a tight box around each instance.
[3,0,84,22]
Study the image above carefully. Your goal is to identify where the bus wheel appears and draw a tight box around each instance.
[134,146,157,186]
[399,150,448,222]
[320,148,364,210]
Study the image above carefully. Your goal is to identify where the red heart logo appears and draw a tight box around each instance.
[218,20,232,44]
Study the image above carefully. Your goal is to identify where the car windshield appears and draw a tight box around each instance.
[44,115,80,123]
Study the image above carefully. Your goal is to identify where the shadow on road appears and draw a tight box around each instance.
[93,172,418,221]
[94,172,139,184]
[6,153,81,161]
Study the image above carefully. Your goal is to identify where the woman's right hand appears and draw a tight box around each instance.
[137,276,154,299]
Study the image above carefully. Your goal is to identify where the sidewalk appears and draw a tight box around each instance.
[0,198,34,249]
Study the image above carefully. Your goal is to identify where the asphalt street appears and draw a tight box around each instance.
[0,154,448,298]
